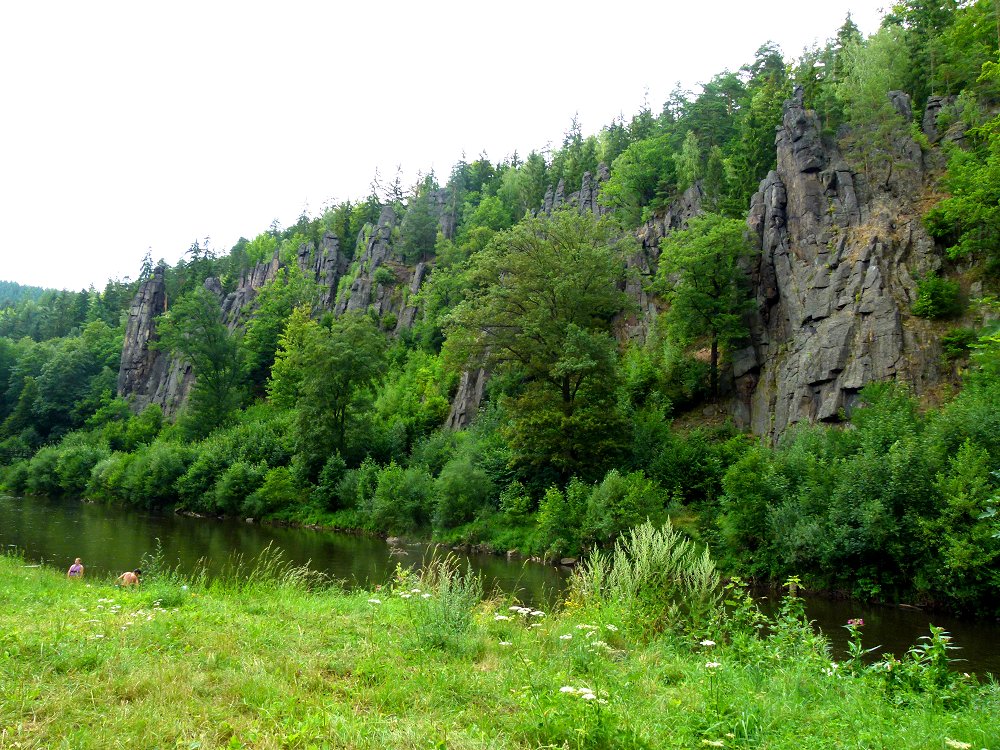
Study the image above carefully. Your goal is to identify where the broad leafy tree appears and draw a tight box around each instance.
[156,286,246,436]
[657,213,755,396]
[269,310,386,477]
[446,209,633,480]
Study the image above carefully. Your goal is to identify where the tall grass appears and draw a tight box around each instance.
[211,541,329,592]
[568,520,721,639]
[0,551,997,749]
[402,549,484,652]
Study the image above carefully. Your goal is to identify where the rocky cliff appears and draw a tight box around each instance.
[116,266,195,417]
[117,198,447,415]
[735,87,944,437]
[118,93,955,436]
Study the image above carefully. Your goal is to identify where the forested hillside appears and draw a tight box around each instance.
[2,2,999,615]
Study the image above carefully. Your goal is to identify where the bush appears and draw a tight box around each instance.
[24,446,62,496]
[55,442,110,497]
[568,520,721,640]
[242,466,301,518]
[86,451,134,502]
[213,460,267,515]
[432,455,494,531]
[911,273,962,319]
[583,469,666,544]
[1,460,30,493]
[311,453,347,510]
[373,265,397,287]
[119,440,195,508]
[371,462,434,533]
[536,478,589,559]
[941,327,978,360]
[499,480,533,519]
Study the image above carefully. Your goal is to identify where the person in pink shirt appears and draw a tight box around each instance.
[67,558,84,578]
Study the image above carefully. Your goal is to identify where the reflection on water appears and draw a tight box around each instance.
[2,494,997,675]
[757,591,1000,677]
[0,494,567,605]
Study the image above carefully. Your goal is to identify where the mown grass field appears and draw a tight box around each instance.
[0,551,997,750]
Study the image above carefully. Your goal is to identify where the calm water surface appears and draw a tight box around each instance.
[2,494,997,675]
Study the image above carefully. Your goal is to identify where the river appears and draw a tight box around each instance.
[2,494,997,676]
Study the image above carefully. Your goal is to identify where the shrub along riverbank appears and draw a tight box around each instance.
[1,524,998,750]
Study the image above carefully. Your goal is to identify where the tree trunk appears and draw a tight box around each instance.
[710,335,719,396]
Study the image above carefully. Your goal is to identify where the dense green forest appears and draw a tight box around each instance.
[2,1,999,616]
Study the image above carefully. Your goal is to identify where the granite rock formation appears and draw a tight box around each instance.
[118,198,443,414]
[116,266,196,418]
[735,87,943,438]
[119,91,954,438]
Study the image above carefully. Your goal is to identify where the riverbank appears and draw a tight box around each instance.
[1,553,997,749]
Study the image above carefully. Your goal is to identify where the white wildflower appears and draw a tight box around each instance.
[499,641,512,646]
[494,615,510,621]
[700,639,716,647]
[559,686,575,693]
[530,610,544,617]
[367,598,382,605]
[605,624,618,632]
[705,661,721,669]
[559,634,573,641]
[581,692,597,700]
[421,593,432,599]
[944,741,972,750]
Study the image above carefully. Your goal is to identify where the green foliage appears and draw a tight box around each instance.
[582,469,667,545]
[243,466,301,518]
[270,311,386,477]
[446,210,632,480]
[211,460,267,515]
[674,130,703,192]
[600,133,677,226]
[941,327,979,359]
[836,27,912,184]
[432,454,494,531]
[372,266,397,287]
[713,378,1000,614]
[537,479,589,558]
[568,520,721,639]
[242,267,320,396]
[912,273,962,318]
[657,212,755,394]
[156,286,246,437]
[924,69,1000,268]
[370,461,434,533]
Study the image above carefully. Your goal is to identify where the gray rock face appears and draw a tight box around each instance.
[922,95,956,143]
[118,193,447,414]
[445,368,488,430]
[617,183,706,343]
[737,87,942,438]
[116,266,195,417]
[332,205,432,323]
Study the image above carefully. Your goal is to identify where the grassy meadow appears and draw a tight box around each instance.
[0,535,998,750]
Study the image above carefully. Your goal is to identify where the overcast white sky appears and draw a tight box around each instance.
[0,0,886,291]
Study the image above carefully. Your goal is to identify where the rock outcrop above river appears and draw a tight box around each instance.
[118,89,954,438]
[116,266,195,418]
[736,87,943,437]
[117,196,450,413]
